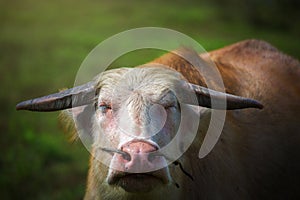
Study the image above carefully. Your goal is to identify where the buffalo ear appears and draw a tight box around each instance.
[186,83,263,110]
[16,81,97,112]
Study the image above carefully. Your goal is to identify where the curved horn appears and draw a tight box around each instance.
[186,83,263,110]
[16,81,96,112]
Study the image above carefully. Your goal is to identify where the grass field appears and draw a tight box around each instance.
[1,0,299,199]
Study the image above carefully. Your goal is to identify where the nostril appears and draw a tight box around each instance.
[148,151,163,162]
[148,153,156,162]
[121,140,159,162]
[121,151,131,161]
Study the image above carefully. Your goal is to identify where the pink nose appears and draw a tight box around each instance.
[119,141,164,173]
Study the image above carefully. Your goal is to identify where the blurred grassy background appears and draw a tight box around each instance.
[1,0,299,199]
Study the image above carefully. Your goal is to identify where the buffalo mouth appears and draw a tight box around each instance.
[107,170,170,193]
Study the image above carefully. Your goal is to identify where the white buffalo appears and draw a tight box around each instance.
[17,40,300,200]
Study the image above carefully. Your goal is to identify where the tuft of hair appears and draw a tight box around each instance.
[58,109,79,142]
[57,88,79,142]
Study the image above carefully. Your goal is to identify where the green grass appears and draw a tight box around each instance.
[1,0,299,199]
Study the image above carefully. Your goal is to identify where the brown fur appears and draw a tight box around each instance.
[63,39,300,199]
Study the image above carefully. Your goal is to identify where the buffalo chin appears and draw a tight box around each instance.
[116,174,164,193]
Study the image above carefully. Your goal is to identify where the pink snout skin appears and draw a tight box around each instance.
[118,140,166,173]
[107,140,170,193]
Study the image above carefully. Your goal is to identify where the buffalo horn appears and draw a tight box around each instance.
[16,81,96,112]
[187,83,263,110]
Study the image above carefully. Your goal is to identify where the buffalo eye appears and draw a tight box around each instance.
[164,103,177,110]
[98,103,112,114]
